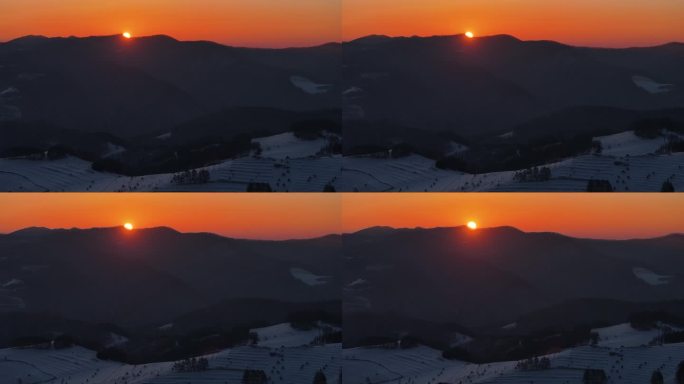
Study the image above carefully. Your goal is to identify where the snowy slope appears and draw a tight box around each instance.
[0,342,341,384]
[253,132,330,159]
[252,322,340,348]
[343,338,684,384]
[0,155,342,192]
[339,152,684,192]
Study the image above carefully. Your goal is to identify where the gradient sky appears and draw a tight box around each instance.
[343,0,684,47]
[0,0,341,47]
[0,193,341,240]
[343,193,684,240]
[1,194,681,240]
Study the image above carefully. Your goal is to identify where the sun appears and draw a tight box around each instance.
[467,221,478,230]
[123,222,134,231]
[122,32,132,39]
[465,31,475,39]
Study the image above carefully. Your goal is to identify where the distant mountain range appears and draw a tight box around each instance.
[344,226,684,346]
[344,34,684,165]
[0,34,340,136]
[0,226,341,327]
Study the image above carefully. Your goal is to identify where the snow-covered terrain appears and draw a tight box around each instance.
[290,75,331,94]
[252,322,340,348]
[592,323,676,348]
[594,130,669,157]
[0,155,341,192]
[343,337,684,384]
[253,132,330,159]
[339,149,684,192]
[0,324,341,384]
[632,76,675,94]
[2,129,682,191]
[290,268,331,286]
[632,267,673,286]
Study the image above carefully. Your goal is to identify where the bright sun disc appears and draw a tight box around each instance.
[465,31,474,39]
[122,32,132,39]
[467,221,478,230]
[123,222,134,230]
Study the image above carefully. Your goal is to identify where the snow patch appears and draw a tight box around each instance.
[156,132,172,140]
[592,323,664,348]
[632,75,675,94]
[253,132,328,159]
[158,323,173,331]
[290,76,331,94]
[633,267,673,285]
[594,130,665,156]
[102,142,126,158]
[290,267,330,286]
[501,322,517,330]
[251,322,338,347]
[2,279,23,288]
[347,278,367,287]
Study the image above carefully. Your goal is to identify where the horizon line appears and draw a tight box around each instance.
[3,224,681,242]
[3,32,682,50]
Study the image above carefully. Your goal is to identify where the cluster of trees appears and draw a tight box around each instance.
[172,357,209,372]
[583,368,607,384]
[246,182,272,192]
[242,369,268,384]
[678,361,684,384]
[435,155,470,172]
[513,166,551,182]
[651,370,664,384]
[170,169,210,185]
[633,117,684,139]
[515,356,551,371]
[587,179,614,192]
[311,329,342,345]
[313,370,327,384]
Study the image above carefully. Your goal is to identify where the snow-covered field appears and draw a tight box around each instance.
[339,132,684,191]
[632,75,675,94]
[632,267,673,286]
[0,155,341,192]
[2,130,682,191]
[252,322,340,348]
[253,132,331,160]
[290,268,331,286]
[594,130,670,157]
[343,334,684,384]
[0,324,341,384]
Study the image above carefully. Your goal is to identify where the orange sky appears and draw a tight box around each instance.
[0,0,341,48]
[1,193,681,240]
[343,0,684,47]
[0,193,341,240]
[343,193,684,239]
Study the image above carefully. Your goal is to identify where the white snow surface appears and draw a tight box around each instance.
[290,267,330,286]
[290,75,331,94]
[590,323,680,348]
[0,342,341,384]
[632,75,675,94]
[0,155,341,192]
[594,130,667,156]
[253,132,329,159]
[2,279,23,288]
[632,267,673,286]
[344,340,684,384]
[252,322,340,348]
[338,152,684,192]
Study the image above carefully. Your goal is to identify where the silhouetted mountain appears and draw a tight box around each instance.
[0,34,340,136]
[344,34,684,161]
[344,226,684,330]
[0,226,341,326]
